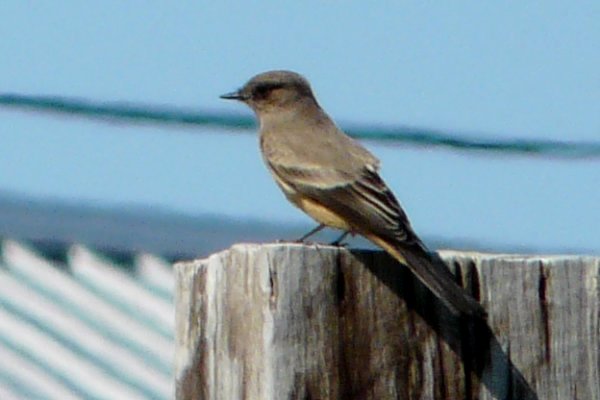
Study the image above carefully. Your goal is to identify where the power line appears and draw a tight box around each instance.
[2,93,599,159]
[0,93,253,129]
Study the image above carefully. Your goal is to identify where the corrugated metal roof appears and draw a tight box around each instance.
[0,239,174,400]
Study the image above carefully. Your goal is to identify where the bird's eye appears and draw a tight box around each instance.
[253,83,284,99]
[253,86,269,99]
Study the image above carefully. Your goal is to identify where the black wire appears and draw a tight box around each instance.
[2,93,599,159]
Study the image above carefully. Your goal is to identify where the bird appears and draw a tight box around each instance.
[221,70,486,318]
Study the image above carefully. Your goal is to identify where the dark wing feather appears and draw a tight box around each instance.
[289,165,419,246]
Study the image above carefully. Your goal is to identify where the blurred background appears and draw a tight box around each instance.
[1,2,599,255]
[0,3,598,399]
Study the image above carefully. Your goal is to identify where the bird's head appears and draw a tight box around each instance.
[220,70,317,114]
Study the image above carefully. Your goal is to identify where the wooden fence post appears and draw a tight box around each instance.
[174,243,599,400]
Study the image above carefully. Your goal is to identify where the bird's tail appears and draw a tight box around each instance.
[366,234,487,318]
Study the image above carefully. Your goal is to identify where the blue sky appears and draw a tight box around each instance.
[1,2,598,252]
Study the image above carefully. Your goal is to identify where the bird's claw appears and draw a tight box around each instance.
[329,238,348,247]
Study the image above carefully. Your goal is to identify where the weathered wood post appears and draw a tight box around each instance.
[175,243,599,400]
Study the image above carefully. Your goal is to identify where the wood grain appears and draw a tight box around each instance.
[175,244,599,400]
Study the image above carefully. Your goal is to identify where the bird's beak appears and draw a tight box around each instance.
[220,89,248,101]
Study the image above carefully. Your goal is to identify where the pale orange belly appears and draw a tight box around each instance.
[269,168,353,231]
[294,195,352,231]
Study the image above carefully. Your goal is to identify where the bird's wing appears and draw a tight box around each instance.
[268,160,416,244]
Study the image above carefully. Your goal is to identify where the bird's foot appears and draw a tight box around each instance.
[329,240,348,247]
[295,223,326,242]
[329,231,351,247]
[276,238,316,245]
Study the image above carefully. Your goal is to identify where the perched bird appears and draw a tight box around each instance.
[221,70,485,318]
